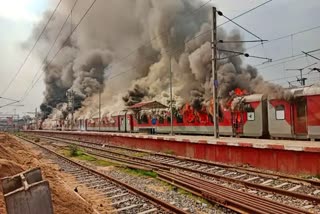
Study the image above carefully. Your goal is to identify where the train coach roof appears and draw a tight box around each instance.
[127,101,167,110]
[291,86,320,96]
[242,94,265,102]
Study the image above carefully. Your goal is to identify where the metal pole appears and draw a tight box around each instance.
[98,89,101,132]
[212,7,219,138]
[169,54,174,135]
[35,108,38,130]
[13,109,16,131]
[17,113,19,131]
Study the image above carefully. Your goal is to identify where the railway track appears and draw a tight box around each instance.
[15,135,188,214]
[36,134,320,198]
[23,133,318,213]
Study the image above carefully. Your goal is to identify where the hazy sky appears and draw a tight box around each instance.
[0,0,319,116]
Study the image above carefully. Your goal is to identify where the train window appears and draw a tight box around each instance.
[141,114,148,124]
[167,116,171,123]
[244,103,254,112]
[275,105,285,120]
[159,116,164,124]
[176,114,183,123]
[247,112,255,121]
[296,100,306,118]
[246,104,255,121]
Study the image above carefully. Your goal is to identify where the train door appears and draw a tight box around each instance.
[293,97,307,135]
[119,115,126,132]
[126,115,132,132]
[232,111,244,136]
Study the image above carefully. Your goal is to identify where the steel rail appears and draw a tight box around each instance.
[15,135,188,214]
[158,171,311,214]
[34,134,320,204]
[32,132,320,187]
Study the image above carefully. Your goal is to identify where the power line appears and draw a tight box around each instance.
[22,0,97,100]
[21,0,79,101]
[218,11,263,41]
[246,24,320,51]
[0,0,63,97]
[256,48,320,70]
[218,0,272,29]
[195,0,272,41]
[0,97,19,102]
[267,69,320,83]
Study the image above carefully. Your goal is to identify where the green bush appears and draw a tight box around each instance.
[69,145,80,157]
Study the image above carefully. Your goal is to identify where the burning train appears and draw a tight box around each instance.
[29,1,320,141]
[43,86,320,141]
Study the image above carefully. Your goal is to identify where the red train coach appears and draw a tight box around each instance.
[220,94,268,137]
[268,87,320,140]
[128,95,267,138]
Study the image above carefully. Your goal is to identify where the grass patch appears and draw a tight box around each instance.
[163,149,175,155]
[301,174,320,180]
[121,168,157,178]
[131,152,148,158]
[69,145,81,157]
[62,147,117,167]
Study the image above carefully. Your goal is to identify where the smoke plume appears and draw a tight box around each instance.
[27,0,290,124]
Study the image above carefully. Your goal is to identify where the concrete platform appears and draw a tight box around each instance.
[27,130,320,175]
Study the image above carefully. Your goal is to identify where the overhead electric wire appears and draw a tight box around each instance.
[247,24,320,51]
[267,69,320,83]
[219,12,263,41]
[21,0,97,100]
[0,0,63,97]
[0,96,19,102]
[21,0,79,101]
[0,101,20,109]
[179,0,272,46]
[256,48,320,70]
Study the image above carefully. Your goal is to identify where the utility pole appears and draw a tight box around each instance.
[169,54,174,135]
[98,89,101,132]
[299,70,307,86]
[212,7,219,138]
[286,63,316,87]
[35,108,38,130]
[13,109,16,131]
[66,90,75,130]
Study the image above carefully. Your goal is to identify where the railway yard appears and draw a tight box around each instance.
[0,131,319,214]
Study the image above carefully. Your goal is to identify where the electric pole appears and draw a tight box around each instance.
[98,89,101,132]
[169,54,174,135]
[286,63,316,87]
[35,108,38,130]
[212,7,219,138]
[66,90,75,130]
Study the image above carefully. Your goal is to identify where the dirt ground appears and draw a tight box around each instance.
[0,133,95,214]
